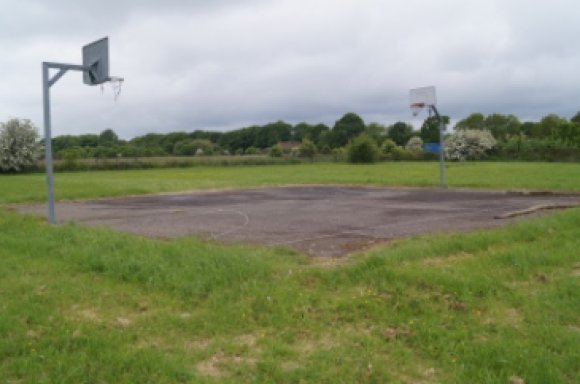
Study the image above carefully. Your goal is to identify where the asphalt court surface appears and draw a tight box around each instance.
[16,186,580,257]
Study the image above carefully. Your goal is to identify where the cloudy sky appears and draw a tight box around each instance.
[1,0,579,138]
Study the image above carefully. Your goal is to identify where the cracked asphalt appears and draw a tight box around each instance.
[16,186,580,257]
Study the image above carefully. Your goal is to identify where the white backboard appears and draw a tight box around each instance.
[409,86,436,106]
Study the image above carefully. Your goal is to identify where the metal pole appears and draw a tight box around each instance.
[430,106,446,189]
[438,119,446,188]
[42,62,56,224]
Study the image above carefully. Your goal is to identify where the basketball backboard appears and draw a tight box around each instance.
[82,37,109,85]
[409,86,436,107]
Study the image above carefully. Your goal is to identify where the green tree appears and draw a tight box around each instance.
[0,118,40,172]
[570,112,580,124]
[365,122,387,145]
[98,129,119,145]
[532,114,567,139]
[484,114,521,141]
[330,112,366,148]
[454,113,485,131]
[420,115,450,143]
[387,121,414,146]
[347,134,379,163]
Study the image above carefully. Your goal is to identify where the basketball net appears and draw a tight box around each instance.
[100,76,124,102]
[410,102,425,117]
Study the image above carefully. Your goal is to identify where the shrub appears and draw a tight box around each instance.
[332,147,345,162]
[445,129,496,161]
[244,146,258,155]
[405,136,424,152]
[381,138,397,154]
[0,118,41,172]
[269,144,282,158]
[391,146,418,161]
[347,134,379,163]
[298,139,317,160]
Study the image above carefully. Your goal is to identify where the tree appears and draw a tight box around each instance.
[571,112,580,124]
[365,122,387,145]
[330,112,366,148]
[347,134,379,163]
[531,114,567,139]
[98,129,119,145]
[420,115,450,143]
[387,121,413,146]
[444,130,496,161]
[455,113,485,131]
[0,118,40,172]
[405,137,424,152]
[484,114,520,141]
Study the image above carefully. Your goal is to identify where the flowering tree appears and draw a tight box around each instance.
[444,129,496,161]
[0,118,41,172]
[405,136,424,152]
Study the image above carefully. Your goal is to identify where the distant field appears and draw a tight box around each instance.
[1,162,579,383]
[2,161,580,204]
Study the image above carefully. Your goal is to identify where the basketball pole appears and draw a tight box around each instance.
[429,105,446,189]
[42,62,90,224]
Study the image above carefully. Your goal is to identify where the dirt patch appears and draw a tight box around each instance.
[15,186,580,257]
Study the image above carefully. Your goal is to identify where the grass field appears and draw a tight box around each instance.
[2,162,580,204]
[1,162,579,383]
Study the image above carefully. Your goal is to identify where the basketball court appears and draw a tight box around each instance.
[16,186,580,257]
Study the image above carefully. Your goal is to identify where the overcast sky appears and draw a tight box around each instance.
[1,0,579,139]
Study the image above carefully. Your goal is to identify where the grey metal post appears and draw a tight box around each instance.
[42,62,56,224]
[438,119,446,188]
[430,105,446,189]
[41,62,91,224]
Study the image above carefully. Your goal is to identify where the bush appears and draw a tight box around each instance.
[269,144,282,158]
[298,139,317,160]
[405,136,424,152]
[347,134,379,163]
[0,118,41,172]
[445,129,496,161]
[332,147,345,162]
[390,146,419,161]
[381,138,397,154]
[494,136,580,162]
[244,146,258,155]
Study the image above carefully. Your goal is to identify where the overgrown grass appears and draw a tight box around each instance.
[2,162,580,204]
[1,162,579,382]
[1,206,579,383]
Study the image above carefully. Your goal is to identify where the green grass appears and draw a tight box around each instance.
[1,209,578,383]
[2,161,580,204]
[1,162,579,382]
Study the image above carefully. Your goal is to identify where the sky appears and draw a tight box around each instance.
[1,0,579,139]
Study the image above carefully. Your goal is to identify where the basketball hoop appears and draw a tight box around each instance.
[100,76,124,101]
[109,76,124,101]
[410,102,425,117]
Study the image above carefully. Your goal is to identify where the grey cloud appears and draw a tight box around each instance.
[1,0,580,138]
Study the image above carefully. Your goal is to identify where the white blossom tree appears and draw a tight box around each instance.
[444,129,496,161]
[0,118,41,172]
[405,136,424,152]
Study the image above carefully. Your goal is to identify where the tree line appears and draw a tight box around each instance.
[49,111,579,159]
